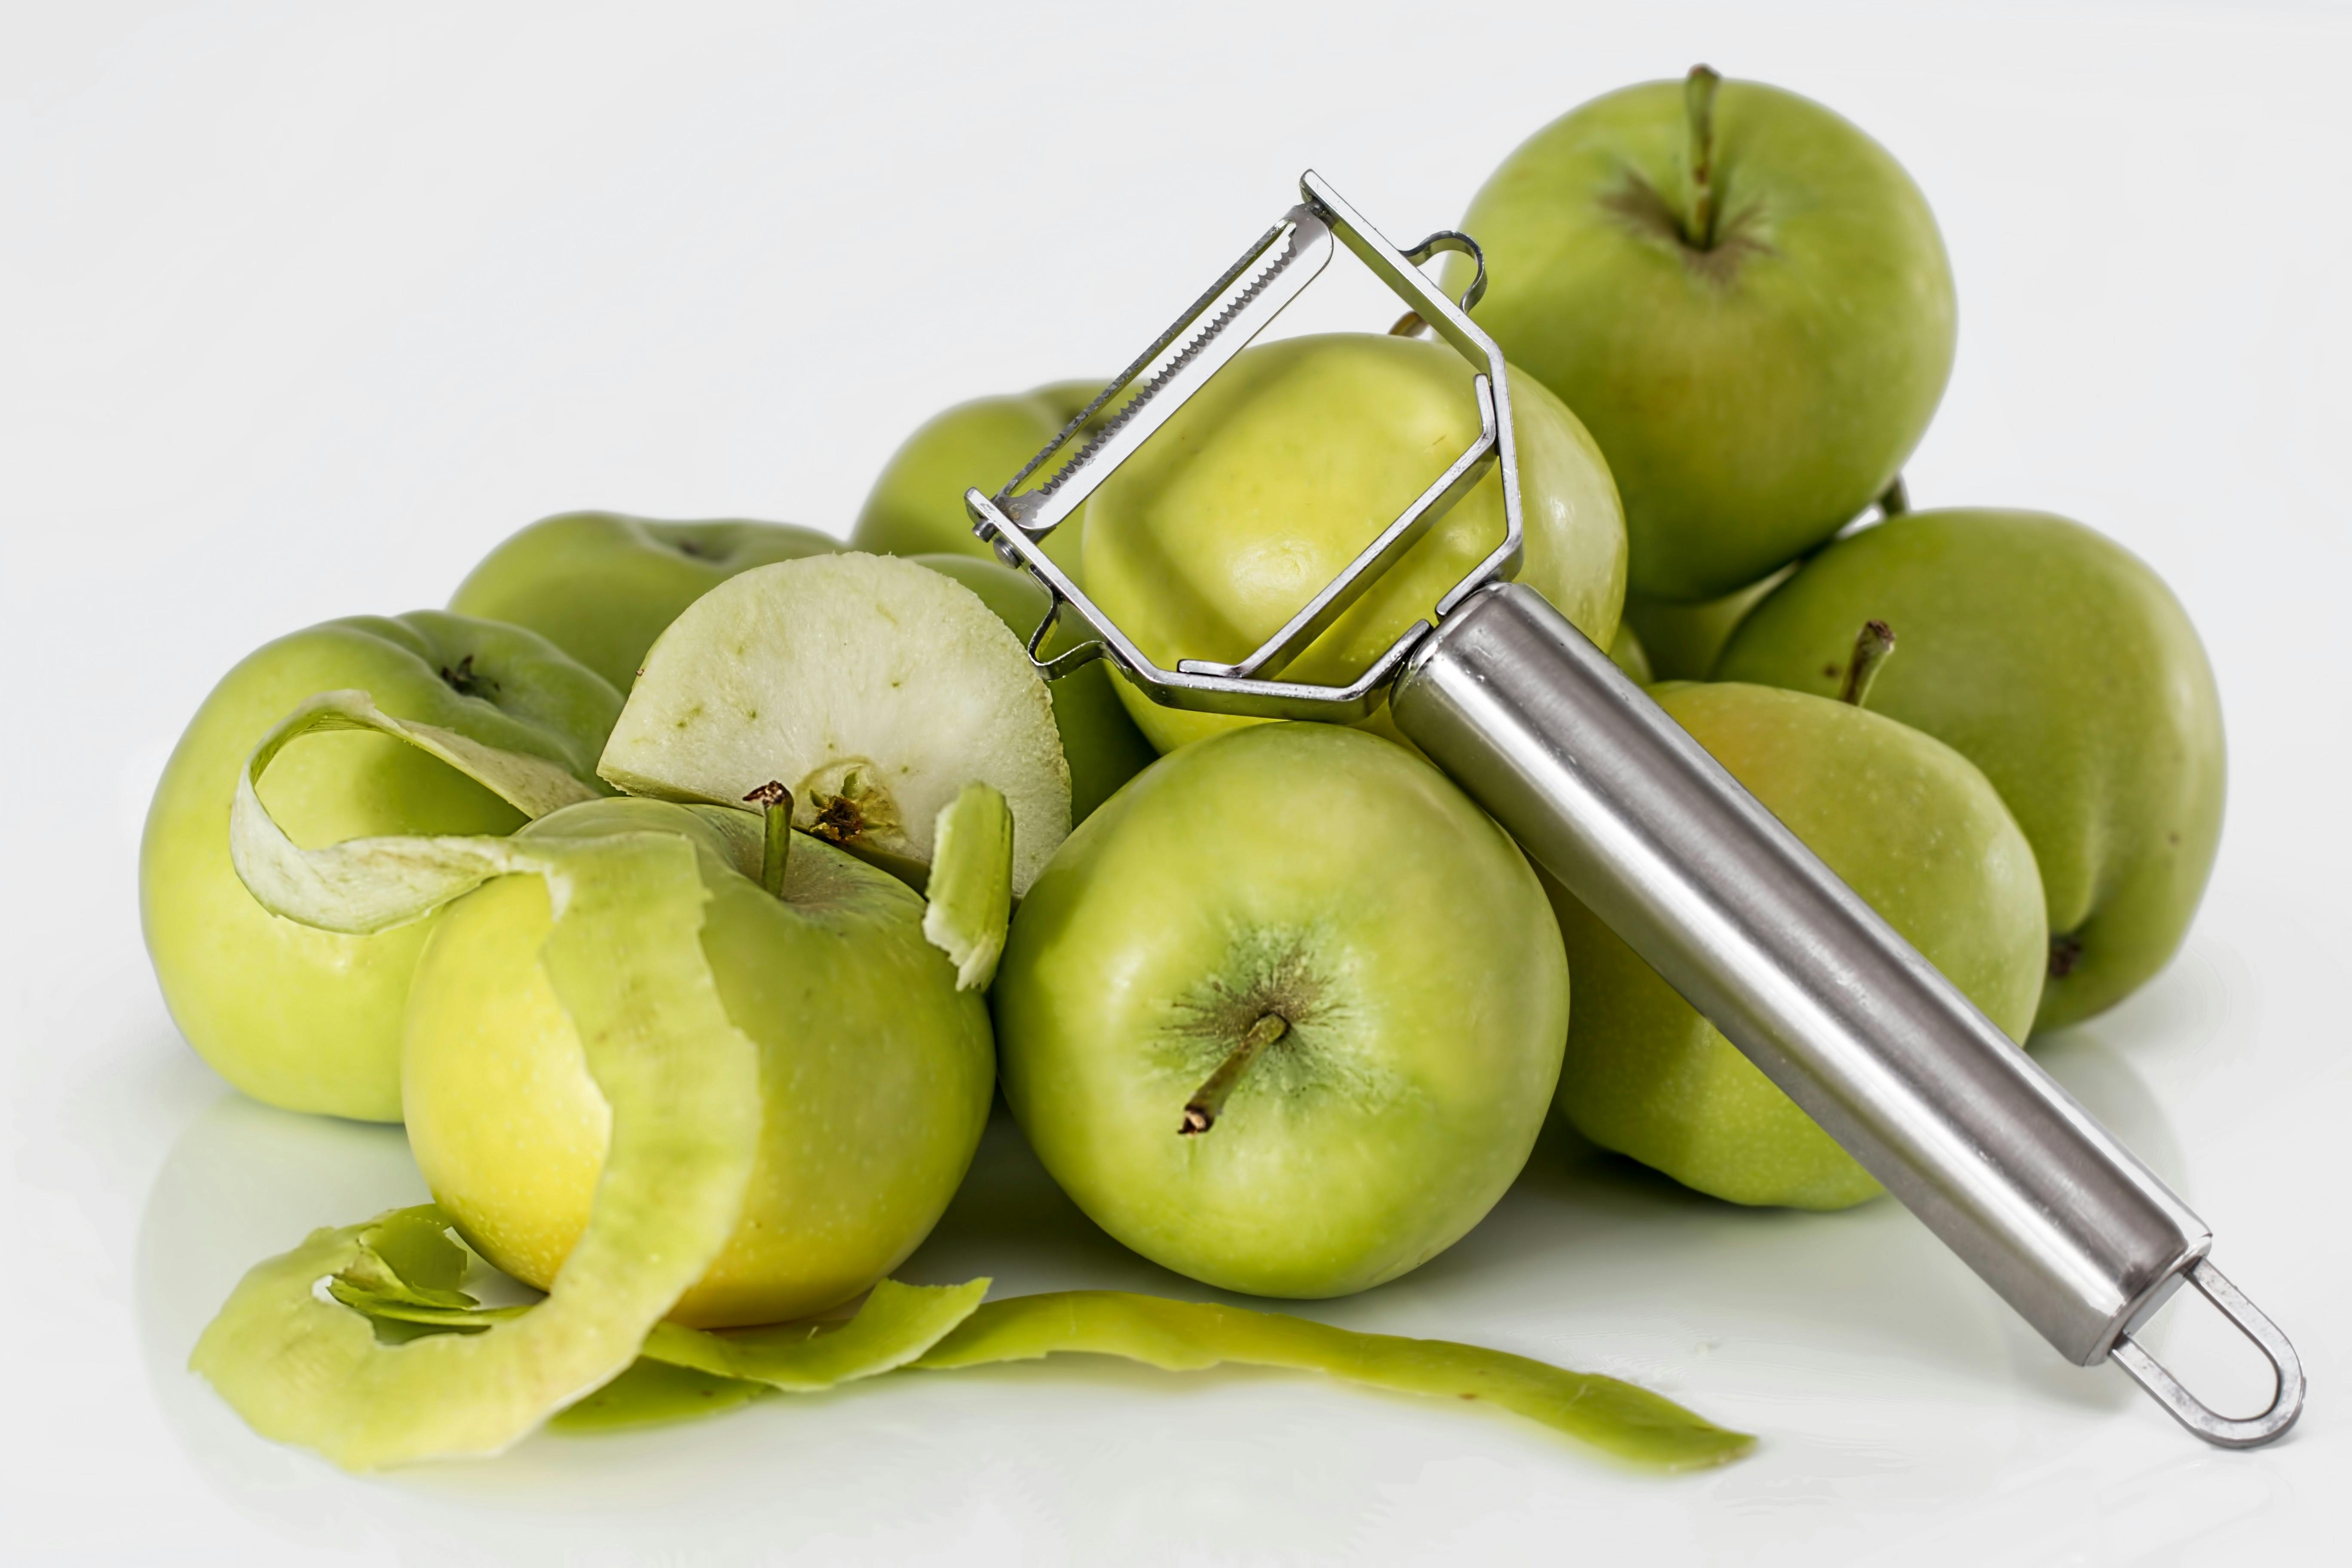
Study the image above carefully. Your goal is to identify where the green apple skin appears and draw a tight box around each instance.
[403,797,994,1329]
[1715,508,2224,1030]
[1606,622,1654,684]
[449,512,840,691]
[910,553,1157,823]
[1549,682,2046,1209]
[140,613,622,1123]
[1454,77,1955,601]
[1620,567,1790,681]
[1082,332,1626,754]
[994,722,1568,1298]
[851,380,1103,575]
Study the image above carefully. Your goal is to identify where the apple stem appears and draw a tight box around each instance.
[1838,621,1897,708]
[743,780,793,896]
[1877,475,1911,518]
[1179,1013,1289,1136]
[1684,64,1722,248]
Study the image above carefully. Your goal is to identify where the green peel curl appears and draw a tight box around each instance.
[922,782,1015,989]
[228,689,601,934]
[312,1211,1752,1469]
[192,829,763,1470]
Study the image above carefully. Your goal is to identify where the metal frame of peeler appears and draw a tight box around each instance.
[964,171,2304,1450]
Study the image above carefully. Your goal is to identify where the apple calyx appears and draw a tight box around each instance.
[438,653,499,700]
[1683,64,1722,248]
[741,780,794,897]
[1836,620,1897,709]
[1179,1012,1289,1136]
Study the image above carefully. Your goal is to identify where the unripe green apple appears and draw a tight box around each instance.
[1548,680,2046,1209]
[910,554,1157,823]
[403,797,994,1328]
[1454,70,1955,600]
[1715,508,2224,1029]
[994,722,1568,1297]
[449,512,840,691]
[1621,568,1790,681]
[1082,331,1626,753]
[851,380,1104,574]
[140,613,622,1122]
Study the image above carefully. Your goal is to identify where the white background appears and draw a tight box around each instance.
[5,2,2348,1562]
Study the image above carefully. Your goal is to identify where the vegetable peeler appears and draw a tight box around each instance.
[965,172,2302,1449]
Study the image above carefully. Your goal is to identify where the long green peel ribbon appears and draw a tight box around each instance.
[312,1210,1753,1470]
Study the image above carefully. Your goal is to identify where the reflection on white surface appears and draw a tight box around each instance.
[126,1034,2253,1564]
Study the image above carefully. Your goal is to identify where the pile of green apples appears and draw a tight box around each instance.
[140,64,2221,1475]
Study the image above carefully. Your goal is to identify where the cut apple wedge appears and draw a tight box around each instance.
[599,553,1070,893]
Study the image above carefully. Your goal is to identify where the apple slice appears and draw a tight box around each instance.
[598,553,1070,893]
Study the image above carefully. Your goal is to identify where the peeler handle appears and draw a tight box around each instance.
[1390,583,2300,1441]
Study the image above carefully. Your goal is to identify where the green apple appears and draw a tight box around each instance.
[1453,68,1956,600]
[1081,331,1626,753]
[449,512,840,691]
[1548,677,2046,1209]
[909,553,1157,822]
[1715,508,2224,1029]
[994,722,1568,1297]
[851,380,1105,573]
[403,796,994,1328]
[140,613,621,1122]
[1620,568,1790,681]
[1606,622,1654,683]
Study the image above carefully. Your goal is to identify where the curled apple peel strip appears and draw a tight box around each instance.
[227,689,602,934]
[193,828,763,1469]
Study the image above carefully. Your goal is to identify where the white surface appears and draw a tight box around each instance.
[5,2,2347,1561]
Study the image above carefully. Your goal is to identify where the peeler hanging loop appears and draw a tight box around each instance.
[1402,230,1488,312]
[2110,1260,2306,1449]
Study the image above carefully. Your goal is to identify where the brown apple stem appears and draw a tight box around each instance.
[1877,474,1911,518]
[1179,1013,1289,1136]
[1838,620,1897,708]
[743,780,793,896]
[1684,64,1721,248]
[1388,310,1430,338]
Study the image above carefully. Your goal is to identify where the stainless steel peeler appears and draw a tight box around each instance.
[965,171,2304,1449]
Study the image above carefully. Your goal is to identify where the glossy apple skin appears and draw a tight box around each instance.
[140,613,621,1122]
[851,380,1102,574]
[994,723,1568,1298]
[450,512,840,692]
[1715,508,2224,1030]
[1456,77,1955,601]
[403,797,993,1328]
[1548,682,2046,1209]
[1082,332,1626,754]
[910,554,1156,823]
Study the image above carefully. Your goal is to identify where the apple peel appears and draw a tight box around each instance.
[228,689,602,934]
[922,782,1014,989]
[191,828,763,1470]
[911,1292,1756,1471]
[597,553,1070,893]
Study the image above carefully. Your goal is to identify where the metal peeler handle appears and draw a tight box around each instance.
[1389,581,2303,1446]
